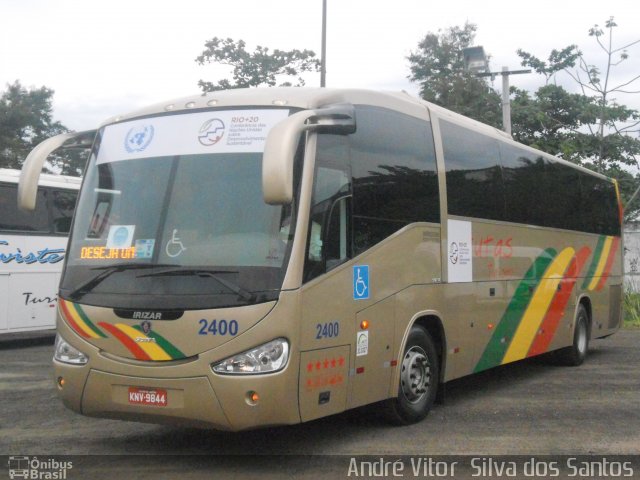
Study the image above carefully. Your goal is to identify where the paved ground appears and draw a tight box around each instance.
[1,329,638,478]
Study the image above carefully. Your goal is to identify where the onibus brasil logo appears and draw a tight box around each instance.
[8,456,72,479]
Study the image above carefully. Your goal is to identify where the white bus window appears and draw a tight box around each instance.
[0,183,49,232]
[50,189,78,234]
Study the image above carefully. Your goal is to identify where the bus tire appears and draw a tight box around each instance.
[556,304,590,366]
[385,326,439,425]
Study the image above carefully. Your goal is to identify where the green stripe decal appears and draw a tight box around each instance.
[132,325,186,359]
[474,248,557,373]
[73,303,107,338]
[581,236,605,289]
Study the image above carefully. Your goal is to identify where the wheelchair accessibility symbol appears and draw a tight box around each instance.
[353,265,369,300]
[166,229,187,258]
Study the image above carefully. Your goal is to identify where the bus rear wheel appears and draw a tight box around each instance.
[556,304,590,366]
[385,326,439,425]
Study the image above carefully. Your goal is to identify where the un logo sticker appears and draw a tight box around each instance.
[125,125,155,153]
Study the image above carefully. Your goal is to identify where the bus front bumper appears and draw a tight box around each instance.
[53,360,302,431]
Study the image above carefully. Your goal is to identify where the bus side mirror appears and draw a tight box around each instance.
[18,130,96,211]
[263,104,355,205]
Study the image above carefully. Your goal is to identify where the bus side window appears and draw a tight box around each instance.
[304,135,351,283]
[0,183,49,232]
[351,106,440,255]
[50,189,78,234]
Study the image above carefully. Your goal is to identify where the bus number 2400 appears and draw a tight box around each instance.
[198,319,239,336]
[316,321,340,339]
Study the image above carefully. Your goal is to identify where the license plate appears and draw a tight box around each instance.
[128,387,167,407]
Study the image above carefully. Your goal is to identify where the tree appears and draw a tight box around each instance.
[195,37,320,92]
[0,81,90,176]
[0,81,67,171]
[407,23,502,127]
[515,17,640,219]
[510,84,599,160]
[47,132,95,177]
[515,45,580,85]
[409,20,640,219]
[571,17,640,172]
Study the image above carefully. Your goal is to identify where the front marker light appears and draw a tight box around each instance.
[54,334,89,365]
[211,338,289,375]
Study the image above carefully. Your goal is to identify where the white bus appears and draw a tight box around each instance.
[0,169,80,335]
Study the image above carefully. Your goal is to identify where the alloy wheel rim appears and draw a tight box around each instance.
[400,346,431,404]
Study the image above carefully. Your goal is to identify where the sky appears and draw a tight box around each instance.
[1,0,639,131]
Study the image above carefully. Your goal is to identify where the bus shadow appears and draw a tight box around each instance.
[441,348,607,406]
[0,332,55,350]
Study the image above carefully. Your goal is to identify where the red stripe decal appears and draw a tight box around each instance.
[59,300,91,339]
[98,322,151,360]
[527,246,591,357]
[595,237,620,291]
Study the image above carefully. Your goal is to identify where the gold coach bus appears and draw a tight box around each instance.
[19,88,623,430]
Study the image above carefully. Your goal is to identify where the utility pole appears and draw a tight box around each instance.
[477,67,531,135]
[501,67,511,135]
[320,0,327,87]
[462,46,530,135]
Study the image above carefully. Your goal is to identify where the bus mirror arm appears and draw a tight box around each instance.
[263,105,355,205]
[18,130,96,211]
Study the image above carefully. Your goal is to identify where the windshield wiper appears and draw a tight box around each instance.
[67,263,179,301]
[137,268,256,303]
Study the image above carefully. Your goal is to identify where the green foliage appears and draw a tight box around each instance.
[623,288,640,327]
[0,81,68,171]
[511,85,640,168]
[516,45,580,84]
[195,37,320,92]
[407,23,502,127]
[48,141,93,177]
[511,84,594,155]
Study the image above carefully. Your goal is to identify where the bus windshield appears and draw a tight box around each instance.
[61,110,296,309]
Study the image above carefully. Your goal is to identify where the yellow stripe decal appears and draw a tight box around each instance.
[502,247,575,364]
[61,299,100,339]
[115,323,172,361]
[586,236,613,291]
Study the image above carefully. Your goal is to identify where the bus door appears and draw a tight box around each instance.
[298,133,396,417]
[299,135,353,421]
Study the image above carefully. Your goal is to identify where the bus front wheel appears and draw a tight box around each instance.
[385,326,439,425]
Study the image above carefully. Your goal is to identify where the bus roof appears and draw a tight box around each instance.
[100,87,612,183]
[100,87,448,127]
[0,168,81,189]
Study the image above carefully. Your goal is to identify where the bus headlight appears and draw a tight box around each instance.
[211,338,289,375]
[54,334,89,365]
